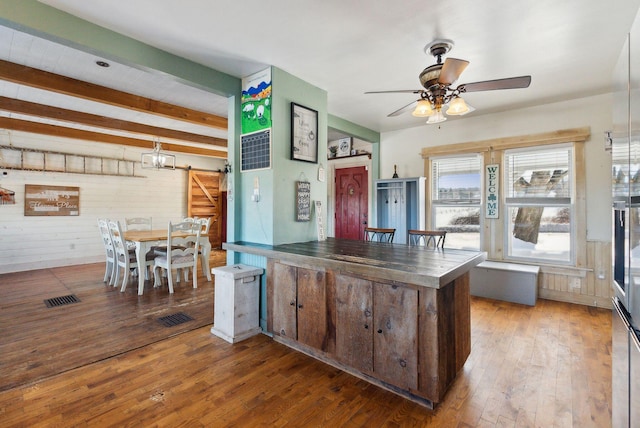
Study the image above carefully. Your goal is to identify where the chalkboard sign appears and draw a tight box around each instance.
[241,129,271,171]
[24,184,79,216]
[296,181,311,221]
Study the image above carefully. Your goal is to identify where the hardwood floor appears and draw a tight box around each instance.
[0,260,612,427]
[0,251,226,392]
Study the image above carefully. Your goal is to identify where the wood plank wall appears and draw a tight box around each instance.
[0,131,225,274]
[539,240,611,308]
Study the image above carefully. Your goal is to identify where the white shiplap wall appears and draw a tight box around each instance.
[0,131,226,274]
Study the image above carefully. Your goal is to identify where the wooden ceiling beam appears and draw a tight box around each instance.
[0,117,227,159]
[0,59,228,130]
[0,96,227,148]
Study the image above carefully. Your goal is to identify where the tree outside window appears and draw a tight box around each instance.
[505,145,573,263]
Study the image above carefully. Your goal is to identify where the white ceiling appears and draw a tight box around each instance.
[4,0,640,143]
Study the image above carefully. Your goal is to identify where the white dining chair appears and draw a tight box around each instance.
[124,216,156,278]
[124,217,152,231]
[153,221,202,293]
[97,218,116,283]
[193,217,212,281]
[107,219,138,291]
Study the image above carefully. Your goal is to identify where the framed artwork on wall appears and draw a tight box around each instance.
[291,102,318,163]
[336,137,352,157]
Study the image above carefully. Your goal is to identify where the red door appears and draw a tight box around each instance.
[335,166,368,240]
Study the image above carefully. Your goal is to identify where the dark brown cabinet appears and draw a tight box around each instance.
[335,274,417,390]
[271,262,327,351]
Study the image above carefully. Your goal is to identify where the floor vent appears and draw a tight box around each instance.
[158,312,194,327]
[44,294,81,308]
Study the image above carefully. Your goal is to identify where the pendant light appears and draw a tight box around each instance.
[141,140,175,170]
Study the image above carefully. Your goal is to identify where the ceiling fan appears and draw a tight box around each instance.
[365,39,531,124]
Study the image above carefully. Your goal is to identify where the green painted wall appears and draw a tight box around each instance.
[329,114,380,144]
[272,67,328,244]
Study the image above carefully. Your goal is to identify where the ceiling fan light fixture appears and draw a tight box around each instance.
[412,100,434,117]
[446,96,469,116]
[426,109,447,124]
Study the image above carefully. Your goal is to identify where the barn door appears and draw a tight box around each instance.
[188,170,223,249]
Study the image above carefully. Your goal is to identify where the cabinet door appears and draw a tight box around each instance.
[297,267,327,350]
[335,274,373,373]
[272,262,297,339]
[373,282,418,390]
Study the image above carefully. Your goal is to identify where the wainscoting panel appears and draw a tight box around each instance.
[538,240,611,308]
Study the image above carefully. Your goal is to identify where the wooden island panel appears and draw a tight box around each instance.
[335,275,373,373]
[372,281,418,391]
[227,238,485,408]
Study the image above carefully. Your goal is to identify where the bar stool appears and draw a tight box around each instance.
[364,227,396,243]
[407,229,446,248]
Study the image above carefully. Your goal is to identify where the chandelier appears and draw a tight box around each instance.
[141,141,175,170]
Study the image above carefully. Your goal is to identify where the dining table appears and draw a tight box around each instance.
[123,228,212,295]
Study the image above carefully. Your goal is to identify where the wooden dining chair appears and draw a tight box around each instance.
[97,218,116,283]
[107,219,138,291]
[364,227,396,243]
[153,221,202,293]
[407,229,447,248]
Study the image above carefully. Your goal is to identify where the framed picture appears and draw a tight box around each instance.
[337,137,352,157]
[291,102,318,163]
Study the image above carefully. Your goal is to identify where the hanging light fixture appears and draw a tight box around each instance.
[412,100,433,117]
[426,107,447,124]
[446,96,470,115]
[141,140,175,170]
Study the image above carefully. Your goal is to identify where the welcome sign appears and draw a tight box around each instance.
[485,164,499,219]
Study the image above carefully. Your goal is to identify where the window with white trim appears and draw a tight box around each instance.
[430,154,482,250]
[504,144,573,263]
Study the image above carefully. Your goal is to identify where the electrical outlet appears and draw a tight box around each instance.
[570,277,581,289]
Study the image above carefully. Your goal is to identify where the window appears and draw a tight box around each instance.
[504,144,573,263]
[431,155,482,250]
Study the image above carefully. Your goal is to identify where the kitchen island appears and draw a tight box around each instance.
[224,238,486,408]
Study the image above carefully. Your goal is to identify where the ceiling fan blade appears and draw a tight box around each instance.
[388,100,418,117]
[438,58,469,85]
[460,75,531,93]
[365,89,423,94]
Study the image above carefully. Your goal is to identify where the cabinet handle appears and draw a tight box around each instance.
[364,309,371,317]
[298,304,303,309]
[399,359,407,368]
[289,301,295,306]
[377,329,383,334]
[364,324,369,329]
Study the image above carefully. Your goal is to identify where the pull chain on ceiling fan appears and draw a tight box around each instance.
[365,39,531,124]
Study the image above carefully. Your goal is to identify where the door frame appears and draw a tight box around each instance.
[327,156,373,238]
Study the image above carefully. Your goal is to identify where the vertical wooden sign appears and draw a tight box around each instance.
[296,181,311,221]
[485,164,499,219]
[315,200,326,241]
